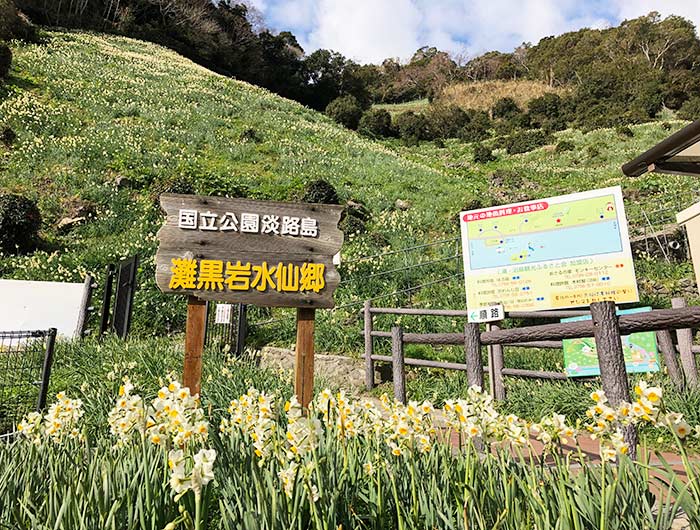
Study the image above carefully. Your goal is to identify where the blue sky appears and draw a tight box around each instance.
[244,0,700,64]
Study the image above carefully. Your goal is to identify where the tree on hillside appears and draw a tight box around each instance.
[302,50,371,110]
[609,12,700,71]
[379,47,460,103]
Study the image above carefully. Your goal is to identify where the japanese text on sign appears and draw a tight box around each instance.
[177,209,319,237]
[168,258,326,293]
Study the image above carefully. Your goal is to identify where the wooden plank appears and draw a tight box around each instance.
[508,341,563,348]
[590,302,637,458]
[656,329,684,390]
[156,193,344,309]
[370,330,562,349]
[368,307,590,318]
[370,354,474,371]
[369,354,566,380]
[183,296,207,396]
[481,307,700,345]
[294,308,316,409]
[159,193,344,256]
[391,326,406,404]
[464,323,483,389]
[501,368,567,380]
[488,322,505,400]
[672,297,698,388]
[364,300,375,390]
[155,249,339,308]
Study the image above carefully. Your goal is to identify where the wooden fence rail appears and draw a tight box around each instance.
[363,300,699,401]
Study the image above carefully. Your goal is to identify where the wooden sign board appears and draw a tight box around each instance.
[155,193,344,403]
[156,194,344,308]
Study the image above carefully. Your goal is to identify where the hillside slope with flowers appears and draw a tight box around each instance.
[0,30,698,347]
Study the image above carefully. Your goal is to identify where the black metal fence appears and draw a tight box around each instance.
[0,329,57,433]
[204,302,247,356]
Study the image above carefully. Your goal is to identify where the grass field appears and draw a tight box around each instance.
[373,98,430,116]
[437,79,567,112]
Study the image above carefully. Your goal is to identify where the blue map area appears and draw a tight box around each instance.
[469,220,623,270]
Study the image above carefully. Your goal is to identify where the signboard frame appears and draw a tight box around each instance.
[459,186,639,313]
[155,193,344,405]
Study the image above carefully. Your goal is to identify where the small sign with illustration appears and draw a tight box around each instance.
[562,307,659,377]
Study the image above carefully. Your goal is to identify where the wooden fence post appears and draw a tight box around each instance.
[364,300,375,390]
[672,297,698,388]
[183,296,207,396]
[391,326,406,404]
[294,308,316,409]
[590,301,637,458]
[656,329,684,390]
[464,323,483,390]
[487,322,506,401]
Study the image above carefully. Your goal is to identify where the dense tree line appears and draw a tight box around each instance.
[6,2,700,131]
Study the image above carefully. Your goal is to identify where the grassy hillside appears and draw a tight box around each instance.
[0,31,698,355]
[438,80,566,112]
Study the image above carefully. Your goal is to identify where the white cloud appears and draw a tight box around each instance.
[260,0,700,63]
[613,1,700,28]
[304,0,423,63]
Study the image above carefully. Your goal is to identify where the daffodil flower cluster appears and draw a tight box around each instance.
[106,378,208,448]
[168,448,217,499]
[107,377,146,446]
[529,413,577,450]
[444,385,509,444]
[220,388,278,462]
[17,392,85,444]
[377,393,436,456]
[285,396,322,460]
[150,380,208,447]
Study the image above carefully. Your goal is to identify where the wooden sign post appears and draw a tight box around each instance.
[294,308,316,407]
[155,193,343,407]
[183,296,206,396]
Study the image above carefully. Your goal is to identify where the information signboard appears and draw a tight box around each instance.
[562,307,659,377]
[155,194,344,308]
[155,193,344,404]
[459,186,639,312]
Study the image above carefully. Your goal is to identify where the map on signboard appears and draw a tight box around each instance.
[562,307,659,377]
[460,186,639,313]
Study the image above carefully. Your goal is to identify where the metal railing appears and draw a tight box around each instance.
[0,328,57,433]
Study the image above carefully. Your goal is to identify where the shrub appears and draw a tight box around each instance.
[615,125,634,138]
[0,43,11,79]
[503,130,549,154]
[339,200,370,235]
[0,0,30,41]
[357,108,394,138]
[555,140,575,153]
[473,143,495,163]
[325,95,362,130]
[460,120,490,142]
[239,127,262,143]
[302,179,340,204]
[394,111,429,146]
[492,97,520,119]
[0,193,41,253]
[459,109,491,142]
[527,93,568,131]
[678,96,700,121]
[0,126,15,146]
[425,104,468,139]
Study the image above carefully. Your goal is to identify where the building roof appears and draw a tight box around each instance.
[621,119,700,177]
